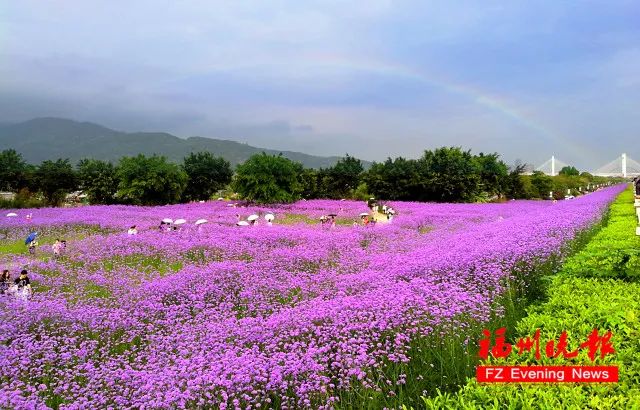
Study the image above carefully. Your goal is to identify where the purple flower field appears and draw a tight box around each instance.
[0,186,624,409]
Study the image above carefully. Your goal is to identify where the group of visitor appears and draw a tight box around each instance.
[319,199,400,229]
[23,232,67,258]
[374,203,395,221]
[320,214,337,229]
[359,214,377,227]
[158,221,181,232]
[51,239,67,258]
[368,199,396,222]
[0,269,32,301]
[236,213,275,226]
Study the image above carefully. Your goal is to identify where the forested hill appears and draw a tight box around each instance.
[0,117,348,168]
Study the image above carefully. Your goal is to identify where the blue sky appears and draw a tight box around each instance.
[1,0,639,169]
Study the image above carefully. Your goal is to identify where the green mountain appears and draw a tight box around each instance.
[0,118,351,168]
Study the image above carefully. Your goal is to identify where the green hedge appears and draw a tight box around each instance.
[419,186,640,409]
[420,276,640,409]
[563,188,640,280]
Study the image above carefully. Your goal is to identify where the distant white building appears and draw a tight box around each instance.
[65,191,88,202]
[0,192,16,201]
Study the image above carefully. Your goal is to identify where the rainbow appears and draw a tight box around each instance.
[295,54,591,161]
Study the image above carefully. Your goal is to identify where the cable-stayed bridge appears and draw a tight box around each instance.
[535,155,569,176]
[533,153,640,177]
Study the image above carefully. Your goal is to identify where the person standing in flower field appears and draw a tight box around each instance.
[0,270,10,295]
[13,270,31,301]
[128,225,138,235]
[25,232,37,255]
[28,239,38,255]
[52,239,62,258]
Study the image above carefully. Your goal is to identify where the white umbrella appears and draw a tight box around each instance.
[174,219,187,225]
[162,218,173,224]
[264,213,275,221]
[247,214,259,221]
[6,213,17,217]
[360,212,369,217]
[217,197,224,201]
[236,221,249,226]
[195,219,208,225]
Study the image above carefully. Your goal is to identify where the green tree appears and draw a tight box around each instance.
[530,171,554,198]
[77,159,118,204]
[418,147,481,202]
[232,153,302,204]
[36,159,78,205]
[559,165,580,176]
[363,157,420,200]
[474,152,509,197]
[298,168,320,199]
[504,162,529,199]
[0,149,28,191]
[116,154,187,205]
[182,152,233,201]
[324,154,364,199]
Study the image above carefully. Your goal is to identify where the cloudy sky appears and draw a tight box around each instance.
[1,1,639,169]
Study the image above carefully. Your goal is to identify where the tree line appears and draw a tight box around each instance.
[0,150,232,207]
[0,147,617,207]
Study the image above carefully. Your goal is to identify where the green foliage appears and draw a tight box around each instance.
[474,152,509,197]
[418,147,481,202]
[298,168,320,199]
[35,159,78,205]
[529,171,553,199]
[505,163,530,199]
[182,152,232,201]
[322,154,364,199]
[0,144,621,207]
[362,157,421,200]
[232,153,302,204]
[116,154,188,205]
[364,149,515,202]
[0,188,44,209]
[352,182,371,201]
[421,188,640,409]
[564,188,640,279]
[422,275,640,409]
[0,149,29,191]
[77,159,118,204]
[559,165,580,176]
